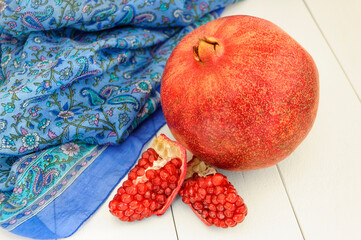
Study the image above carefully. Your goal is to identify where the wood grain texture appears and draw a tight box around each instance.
[303,0,361,99]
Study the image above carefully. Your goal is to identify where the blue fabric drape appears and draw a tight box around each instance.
[0,0,238,238]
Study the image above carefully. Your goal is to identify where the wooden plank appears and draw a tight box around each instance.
[157,126,303,240]
[221,0,361,239]
[303,0,361,99]
[0,229,30,240]
[66,136,178,240]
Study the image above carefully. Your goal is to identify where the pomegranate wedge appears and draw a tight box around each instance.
[109,134,187,222]
[179,157,247,228]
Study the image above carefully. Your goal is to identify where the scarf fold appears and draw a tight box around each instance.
[0,0,239,238]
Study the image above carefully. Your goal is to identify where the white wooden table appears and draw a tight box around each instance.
[1,0,361,239]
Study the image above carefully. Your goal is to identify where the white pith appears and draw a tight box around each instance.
[185,157,217,179]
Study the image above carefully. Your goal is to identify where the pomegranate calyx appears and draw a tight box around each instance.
[193,36,222,63]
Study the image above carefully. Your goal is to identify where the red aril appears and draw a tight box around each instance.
[109,134,187,222]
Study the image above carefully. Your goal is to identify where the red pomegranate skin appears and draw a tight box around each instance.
[161,15,319,171]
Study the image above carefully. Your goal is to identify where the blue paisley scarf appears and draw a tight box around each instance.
[0,0,238,238]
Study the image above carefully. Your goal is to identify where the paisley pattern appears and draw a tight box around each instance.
[0,0,239,234]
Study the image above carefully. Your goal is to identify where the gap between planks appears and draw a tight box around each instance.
[276,165,306,240]
[302,0,361,104]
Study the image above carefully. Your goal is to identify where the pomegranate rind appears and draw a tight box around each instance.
[151,134,187,216]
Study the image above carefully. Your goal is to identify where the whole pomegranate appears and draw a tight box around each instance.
[161,15,319,171]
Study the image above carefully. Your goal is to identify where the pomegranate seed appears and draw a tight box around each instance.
[194,193,202,202]
[213,218,220,226]
[224,202,236,211]
[144,191,151,199]
[220,220,227,228]
[170,158,180,167]
[202,210,209,218]
[217,204,224,211]
[161,181,168,189]
[142,151,150,159]
[182,196,190,204]
[130,213,141,221]
[142,207,151,217]
[169,175,177,183]
[233,213,245,223]
[235,198,244,207]
[217,194,226,204]
[206,187,214,194]
[138,158,148,167]
[214,186,224,195]
[147,148,158,156]
[143,199,150,207]
[205,176,213,186]
[211,195,218,205]
[212,173,224,186]
[149,154,157,163]
[129,201,139,210]
[152,185,160,193]
[114,211,124,218]
[217,212,225,220]
[226,219,237,227]
[120,216,129,222]
[137,167,145,176]
[109,200,117,210]
[209,211,216,218]
[226,193,238,203]
[124,209,134,217]
[145,169,155,179]
[152,177,161,186]
[209,203,216,212]
[134,194,143,202]
[156,195,166,204]
[151,192,156,200]
[165,163,176,175]
[145,182,152,190]
[149,201,156,211]
[125,186,137,195]
[137,183,147,194]
[160,170,170,181]
[165,188,172,196]
[128,171,137,180]
[193,202,203,210]
[224,209,233,218]
[205,195,212,204]
[123,180,132,187]
[121,194,132,203]
[117,202,128,211]
[238,204,247,213]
